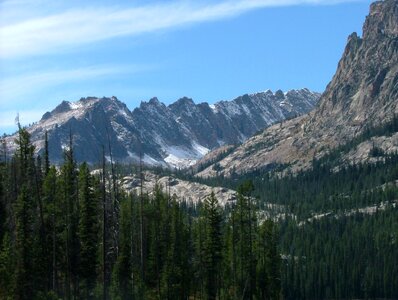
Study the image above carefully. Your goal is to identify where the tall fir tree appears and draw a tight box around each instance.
[42,166,59,293]
[203,191,223,300]
[257,220,281,300]
[60,131,79,299]
[78,162,99,299]
[13,127,38,299]
[111,197,134,300]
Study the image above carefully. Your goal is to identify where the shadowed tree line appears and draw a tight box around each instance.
[0,126,281,300]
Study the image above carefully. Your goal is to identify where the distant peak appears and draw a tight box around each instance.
[248,89,273,97]
[264,89,273,95]
[139,97,165,110]
[149,97,160,105]
[40,111,52,121]
[176,97,195,105]
[84,96,98,101]
[275,89,285,99]
[52,100,71,114]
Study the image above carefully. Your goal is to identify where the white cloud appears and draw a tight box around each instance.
[0,64,150,107]
[0,109,45,128]
[0,0,362,59]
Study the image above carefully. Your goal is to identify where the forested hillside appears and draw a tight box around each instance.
[0,126,280,300]
[188,116,398,299]
[2,118,398,300]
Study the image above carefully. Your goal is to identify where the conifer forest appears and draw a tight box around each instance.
[2,0,398,299]
[0,127,281,300]
[1,115,398,300]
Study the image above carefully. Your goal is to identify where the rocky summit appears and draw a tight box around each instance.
[3,89,319,168]
[197,0,398,177]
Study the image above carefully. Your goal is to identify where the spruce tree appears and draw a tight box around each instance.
[203,191,223,300]
[43,131,50,176]
[14,186,35,300]
[257,220,281,300]
[234,180,256,300]
[13,127,38,299]
[78,162,99,299]
[42,166,59,293]
[111,197,133,300]
[60,132,79,299]
[0,233,15,299]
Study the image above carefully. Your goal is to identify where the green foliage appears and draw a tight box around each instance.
[0,233,15,299]
[111,198,133,300]
[257,220,281,300]
[280,210,398,299]
[203,192,223,300]
[78,163,99,299]
[2,118,398,300]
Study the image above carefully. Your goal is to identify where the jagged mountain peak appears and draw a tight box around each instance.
[363,0,398,40]
[5,88,319,167]
[50,96,124,112]
[138,97,167,112]
[314,0,398,128]
[148,97,161,105]
[197,0,398,178]
[52,100,71,114]
[274,90,285,100]
[246,88,318,99]
[170,97,195,108]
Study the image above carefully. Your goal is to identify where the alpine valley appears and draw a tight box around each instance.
[1,1,398,300]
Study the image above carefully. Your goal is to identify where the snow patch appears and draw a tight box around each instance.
[209,104,218,113]
[164,154,197,169]
[127,151,138,160]
[118,109,129,118]
[69,102,83,110]
[279,101,293,107]
[162,143,209,169]
[142,154,160,166]
[192,142,209,156]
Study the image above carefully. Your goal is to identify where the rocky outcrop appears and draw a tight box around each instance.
[198,0,398,177]
[120,171,237,206]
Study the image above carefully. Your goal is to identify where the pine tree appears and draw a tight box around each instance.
[111,197,133,300]
[203,191,223,300]
[161,198,191,299]
[0,233,15,299]
[0,157,6,244]
[60,132,79,299]
[43,131,50,176]
[257,220,281,300]
[14,185,35,300]
[78,162,99,299]
[42,166,59,293]
[234,180,256,300]
[13,127,38,299]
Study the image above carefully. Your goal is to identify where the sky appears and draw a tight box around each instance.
[0,0,373,134]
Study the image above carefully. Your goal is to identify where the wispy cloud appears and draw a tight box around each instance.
[0,109,45,129]
[0,0,362,59]
[0,64,151,107]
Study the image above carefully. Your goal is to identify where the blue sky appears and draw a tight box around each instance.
[0,0,373,134]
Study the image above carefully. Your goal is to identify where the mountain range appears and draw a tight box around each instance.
[3,89,319,168]
[197,0,398,177]
[5,0,397,176]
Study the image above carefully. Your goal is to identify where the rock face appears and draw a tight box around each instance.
[198,0,398,177]
[121,171,237,206]
[4,89,319,167]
